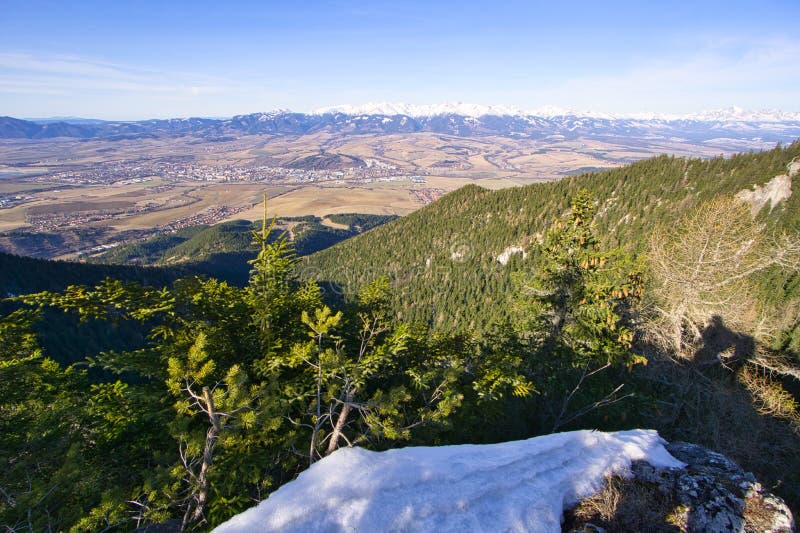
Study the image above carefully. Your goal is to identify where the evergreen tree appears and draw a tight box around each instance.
[512,190,644,431]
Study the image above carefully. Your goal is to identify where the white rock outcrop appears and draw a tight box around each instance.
[497,245,527,265]
[736,173,793,215]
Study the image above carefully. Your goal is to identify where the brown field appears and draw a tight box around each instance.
[0,205,28,231]
[234,184,420,220]
[27,200,135,215]
[0,130,753,257]
[320,217,350,230]
[111,184,294,230]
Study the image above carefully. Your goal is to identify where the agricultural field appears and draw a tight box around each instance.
[0,130,758,259]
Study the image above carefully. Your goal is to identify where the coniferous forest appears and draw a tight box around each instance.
[2,143,800,530]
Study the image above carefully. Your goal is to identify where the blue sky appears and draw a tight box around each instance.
[1,0,798,119]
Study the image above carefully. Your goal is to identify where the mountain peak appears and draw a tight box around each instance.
[312,101,528,118]
[310,102,800,122]
[685,106,800,122]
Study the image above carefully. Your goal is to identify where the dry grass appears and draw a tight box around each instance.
[0,207,29,231]
[234,185,419,219]
[567,469,793,532]
[637,356,800,514]
[26,199,135,215]
[739,364,800,433]
[111,184,291,229]
[743,493,788,532]
[320,217,350,230]
[563,475,684,532]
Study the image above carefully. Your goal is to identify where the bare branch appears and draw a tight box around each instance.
[552,361,612,432]
[555,385,632,430]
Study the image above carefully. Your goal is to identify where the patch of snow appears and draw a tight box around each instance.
[497,245,527,265]
[232,110,290,121]
[214,429,684,533]
[736,174,793,214]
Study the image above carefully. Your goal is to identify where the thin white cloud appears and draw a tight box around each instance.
[529,37,800,113]
[0,51,238,100]
[3,37,798,119]
[0,52,152,81]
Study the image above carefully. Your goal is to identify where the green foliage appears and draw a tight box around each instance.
[514,190,641,363]
[4,145,800,528]
[325,213,399,231]
[506,191,645,433]
[305,142,800,334]
[0,250,185,295]
[86,214,398,285]
[6,208,516,529]
[249,217,299,337]
[0,308,163,531]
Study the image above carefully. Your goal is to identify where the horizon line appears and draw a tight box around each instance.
[9,103,800,123]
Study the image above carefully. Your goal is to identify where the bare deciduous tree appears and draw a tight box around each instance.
[646,195,800,357]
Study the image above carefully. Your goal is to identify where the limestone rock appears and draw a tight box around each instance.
[660,442,794,532]
[787,157,800,178]
[565,441,795,532]
[736,174,793,215]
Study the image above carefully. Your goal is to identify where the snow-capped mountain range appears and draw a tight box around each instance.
[312,101,800,122]
[2,103,800,143]
[313,102,531,118]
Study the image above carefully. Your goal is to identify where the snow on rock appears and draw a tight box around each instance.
[497,245,527,265]
[213,430,684,533]
[736,173,793,215]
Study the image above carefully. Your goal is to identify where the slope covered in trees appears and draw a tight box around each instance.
[0,251,186,296]
[305,142,800,333]
[90,214,397,286]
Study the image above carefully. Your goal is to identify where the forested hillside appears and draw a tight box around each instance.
[0,251,186,296]
[306,142,800,333]
[91,214,397,285]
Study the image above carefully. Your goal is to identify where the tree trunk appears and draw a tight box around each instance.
[191,425,218,523]
[182,387,221,530]
[310,336,323,465]
[326,394,353,456]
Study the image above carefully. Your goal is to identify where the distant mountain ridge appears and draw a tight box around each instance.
[2,105,800,143]
[312,102,800,122]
